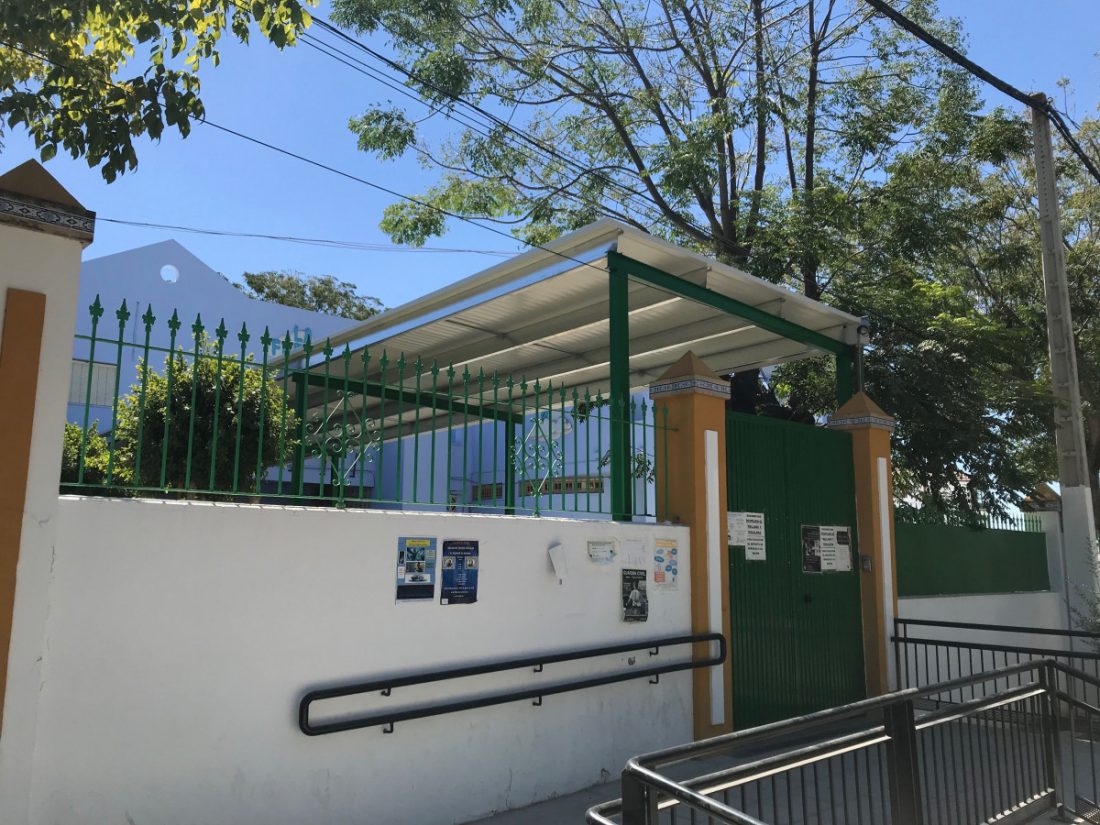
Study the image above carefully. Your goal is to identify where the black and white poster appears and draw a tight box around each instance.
[819,526,853,572]
[800,525,822,573]
[801,525,852,573]
[621,568,649,622]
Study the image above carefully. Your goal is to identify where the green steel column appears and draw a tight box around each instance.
[836,346,856,406]
[291,373,308,502]
[608,260,632,521]
[503,420,516,515]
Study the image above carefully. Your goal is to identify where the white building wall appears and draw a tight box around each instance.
[30,497,694,825]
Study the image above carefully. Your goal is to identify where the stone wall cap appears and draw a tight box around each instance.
[0,160,85,210]
[655,351,722,383]
[0,161,95,243]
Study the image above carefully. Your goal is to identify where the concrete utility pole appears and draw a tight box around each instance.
[1030,95,1100,625]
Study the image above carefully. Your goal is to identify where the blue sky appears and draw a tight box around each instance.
[2,0,1098,311]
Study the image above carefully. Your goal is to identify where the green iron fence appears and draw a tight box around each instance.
[894,507,1044,533]
[62,297,670,520]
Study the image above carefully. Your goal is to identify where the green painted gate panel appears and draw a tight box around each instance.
[726,412,865,729]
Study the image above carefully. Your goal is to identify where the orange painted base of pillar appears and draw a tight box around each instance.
[829,393,897,697]
[652,353,734,738]
[0,288,47,729]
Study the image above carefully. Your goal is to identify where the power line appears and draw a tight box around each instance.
[307,15,751,256]
[98,216,515,256]
[0,38,619,279]
[860,0,1100,186]
[301,23,677,234]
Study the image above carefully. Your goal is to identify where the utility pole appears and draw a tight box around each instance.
[1030,95,1099,627]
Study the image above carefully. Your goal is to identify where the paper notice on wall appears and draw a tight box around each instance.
[623,538,650,567]
[728,512,766,561]
[818,526,853,572]
[621,568,649,622]
[801,525,822,573]
[396,537,437,601]
[440,540,479,605]
[653,538,679,591]
[587,539,617,565]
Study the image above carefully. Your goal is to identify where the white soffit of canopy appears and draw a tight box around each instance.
[317,218,865,395]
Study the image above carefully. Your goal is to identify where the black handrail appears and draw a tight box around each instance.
[896,617,1100,639]
[299,632,726,736]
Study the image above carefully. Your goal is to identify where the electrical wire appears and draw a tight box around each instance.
[0,38,624,279]
[860,0,1100,186]
[98,216,515,256]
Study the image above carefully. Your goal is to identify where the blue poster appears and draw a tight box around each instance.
[395,537,437,601]
[441,540,479,605]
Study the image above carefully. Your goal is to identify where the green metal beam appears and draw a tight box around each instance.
[606,251,849,356]
[608,260,633,522]
[835,347,856,406]
[292,370,523,427]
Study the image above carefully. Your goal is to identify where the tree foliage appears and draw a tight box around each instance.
[62,342,298,496]
[333,0,1097,517]
[0,0,312,180]
[239,270,384,320]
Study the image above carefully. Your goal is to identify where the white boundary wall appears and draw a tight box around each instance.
[899,591,1069,650]
[30,497,693,825]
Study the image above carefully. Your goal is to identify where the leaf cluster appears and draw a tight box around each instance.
[239,270,384,320]
[0,0,313,180]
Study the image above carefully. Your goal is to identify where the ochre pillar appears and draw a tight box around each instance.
[828,392,897,696]
[0,289,46,720]
[651,352,733,738]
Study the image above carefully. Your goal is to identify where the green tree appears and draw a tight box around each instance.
[930,106,1100,523]
[240,270,384,320]
[60,421,111,488]
[334,0,1051,515]
[1,0,312,180]
[102,341,298,494]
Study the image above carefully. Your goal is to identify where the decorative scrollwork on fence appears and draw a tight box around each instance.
[509,411,571,495]
[304,391,382,485]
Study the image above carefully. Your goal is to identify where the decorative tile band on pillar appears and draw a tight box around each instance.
[650,351,733,738]
[648,375,728,399]
[828,392,898,695]
[0,161,95,244]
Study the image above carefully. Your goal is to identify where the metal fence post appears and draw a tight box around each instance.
[621,770,657,825]
[884,698,924,825]
[1038,662,1063,811]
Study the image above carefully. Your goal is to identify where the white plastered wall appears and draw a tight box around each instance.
[31,497,693,825]
[0,223,85,824]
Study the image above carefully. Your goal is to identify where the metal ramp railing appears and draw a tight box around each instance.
[587,659,1100,824]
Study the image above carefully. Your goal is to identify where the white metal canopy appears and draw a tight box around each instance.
[299,219,866,397]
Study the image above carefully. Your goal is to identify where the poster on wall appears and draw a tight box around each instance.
[818,526,853,572]
[728,512,766,561]
[801,525,853,572]
[395,537,437,601]
[800,525,822,573]
[621,568,649,622]
[653,538,679,591]
[587,539,618,565]
[441,540,480,605]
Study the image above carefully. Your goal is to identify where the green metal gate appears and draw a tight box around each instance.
[726,411,865,729]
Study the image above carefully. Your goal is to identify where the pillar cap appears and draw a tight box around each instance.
[828,392,895,432]
[649,351,727,399]
[0,160,95,244]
